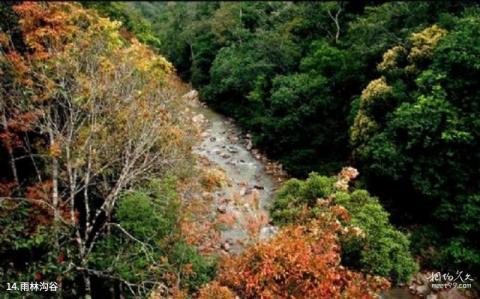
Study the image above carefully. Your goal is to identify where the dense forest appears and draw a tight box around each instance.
[1,1,479,299]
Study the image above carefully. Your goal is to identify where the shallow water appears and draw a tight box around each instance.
[191,101,277,252]
[193,106,275,209]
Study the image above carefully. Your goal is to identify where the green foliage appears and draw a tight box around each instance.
[351,11,480,273]
[82,1,161,49]
[116,178,180,241]
[3,1,480,294]
[271,175,335,225]
[91,177,216,294]
[136,2,474,178]
[0,201,74,291]
[336,190,418,284]
[272,173,418,284]
[253,39,364,175]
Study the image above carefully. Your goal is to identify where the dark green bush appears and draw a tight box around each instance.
[271,173,418,284]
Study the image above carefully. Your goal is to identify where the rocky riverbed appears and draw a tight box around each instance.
[186,90,286,253]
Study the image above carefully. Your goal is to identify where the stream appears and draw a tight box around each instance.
[190,95,281,253]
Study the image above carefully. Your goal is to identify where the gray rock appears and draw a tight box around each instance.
[182,89,199,101]
[226,145,239,153]
[408,284,417,294]
[239,187,246,196]
[416,285,430,295]
[226,160,237,166]
[192,114,204,123]
[416,273,430,285]
[260,225,278,240]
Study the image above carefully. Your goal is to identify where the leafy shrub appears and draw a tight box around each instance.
[91,177,216,295]
[271,170,418,284]
[336,190,418,283]
[215,216,390,298]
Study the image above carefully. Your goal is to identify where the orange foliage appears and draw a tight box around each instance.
[182,219,220,254]
[215,206,389,299]
[25,181,72,226]
[244,210,268,241]
[48,142,61,157]
[197,282,236,299]
[4,51,30,79]
[216,212,237,229]
[13,2,78,60]
[0,181,16,197]
[200,168,226,192]
[25,181,54,226]
[0,111,39,151]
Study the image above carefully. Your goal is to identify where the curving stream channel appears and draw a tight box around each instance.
[190,95,280,253]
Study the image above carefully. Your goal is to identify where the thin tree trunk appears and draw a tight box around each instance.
[83,270,92,299]
[327,6,343,44]
[1,110,19,186]
[48,123,60,222]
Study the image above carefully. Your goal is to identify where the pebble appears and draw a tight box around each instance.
[226,145,239,153]
[239,187,246,196]
[192,114,204,123]
[408,285,416,293]
[221,242,230,251]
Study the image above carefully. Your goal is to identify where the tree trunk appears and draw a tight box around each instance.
[48,123,60,222]
[83,271,92,299]
[1,110,19,186]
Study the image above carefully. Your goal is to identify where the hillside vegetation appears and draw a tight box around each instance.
[117,1,480,276]
[0,3,213,297]
[1,1,479,298]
